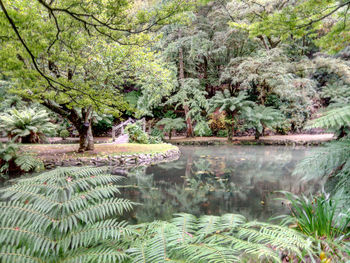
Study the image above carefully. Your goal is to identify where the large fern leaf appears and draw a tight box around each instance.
[0,166,136,262]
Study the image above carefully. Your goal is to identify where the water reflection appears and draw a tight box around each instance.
[119,145,323,223]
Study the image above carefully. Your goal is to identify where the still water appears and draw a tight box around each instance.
[120,145,321,223]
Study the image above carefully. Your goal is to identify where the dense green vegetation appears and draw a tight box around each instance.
[0,0,349,262]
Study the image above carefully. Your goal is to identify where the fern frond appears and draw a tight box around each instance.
[0,246,46,263]
[128,213,316,262]
[308,105,350,130]
[0,167,135,262]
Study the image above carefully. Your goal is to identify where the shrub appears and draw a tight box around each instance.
[194,120,212,137]
[59,129,70,140]
[150,127,164,139]
[125,121,149,144]
[92,115,114,136]
[245,105,285,139]
[217,129,228,137]
[0,107,56,143]
[208,111,226,135]
[0,167,135,262]
[156,117,186,139]
[279,192,350,241]
[0,142,43,177]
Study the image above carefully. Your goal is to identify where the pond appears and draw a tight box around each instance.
[120,145,323,224]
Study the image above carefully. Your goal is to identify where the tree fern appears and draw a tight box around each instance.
[0,107,57,143]
[127,213,316,262]
[0,142,43,177]
[307,105,350,131]
[0,166,136,262]
[208,90,255,140]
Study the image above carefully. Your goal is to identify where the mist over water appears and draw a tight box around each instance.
[120,145,322,223]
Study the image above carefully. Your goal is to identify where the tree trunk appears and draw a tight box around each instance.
[41,100,94,152]
[227,123,233,142]
[78,122,94,152]
[78,107,94,152]
[183,104,194,137]
[178,31,194,138]
[255,132,261,140]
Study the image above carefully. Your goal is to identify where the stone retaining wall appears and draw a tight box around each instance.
[171,140,326,146]
[44,147,181,169]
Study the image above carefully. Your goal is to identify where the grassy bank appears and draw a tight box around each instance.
[24,143,178,161]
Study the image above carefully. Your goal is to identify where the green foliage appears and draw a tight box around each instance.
[163,110,177,119]
[59,130,70,140]
[125,122,150,144]
[294,140,350,209]
[208,111,226,135]
[156,118,186,139]
[166,78,208,121]
[279,192,349,241]
[0,107,56,143]
[0,166,135,262]
[209,91,254,139]
[127,213,316,262]
[0,142,43,178]
[245,105,285,139]
[217,129,228,137]
[92,114,114,137]
[245,0,350,53]
[307,105,350,133]
[194,120,212,137]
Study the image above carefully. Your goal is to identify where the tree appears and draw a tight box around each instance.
[245,105,284,139]
[0,107,57,143]
[208,90,254,141]
[246,0,350,54]
[0,0,193,151]
[156,117,186,139]
[165,78,208,137]
[0,141,43,176]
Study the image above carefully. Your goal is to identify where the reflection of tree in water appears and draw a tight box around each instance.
[120,146,323,223]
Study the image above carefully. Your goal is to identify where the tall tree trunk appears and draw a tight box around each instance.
[78,107,94,152]
[178,34,194,137]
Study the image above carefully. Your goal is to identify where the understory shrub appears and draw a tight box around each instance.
[217,129,228,137]
[156,117,186,139]
[125,121,162,144]
[0,142,43,177]
[59,129,70,140]
[208,111,226,135]
[125,121,149,144]
[194,120,212,137]
[0,107,56,143]
[277,192,349,261]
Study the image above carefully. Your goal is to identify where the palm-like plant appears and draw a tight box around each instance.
[156,117,186,139]
[0,142,43,176]
[209,90,254,141]
[0,107,57,143]
[0,166,135,262]
[245,105,285,139]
